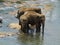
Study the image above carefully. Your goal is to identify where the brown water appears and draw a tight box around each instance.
[0,0,60,45]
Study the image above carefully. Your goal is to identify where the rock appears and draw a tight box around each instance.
[6,32,16,36]
[0,32,16,38]
[0,0,5,2]
[0,17,3,27]
[0,17,3,23]
[43,4,53,12]
[15,1,22,4]
[8,23,21,30]
[9,11,17,15]
[0,32,5,38]
[30,4,40,8]
[3,2,12,7]
[14,4,25,9]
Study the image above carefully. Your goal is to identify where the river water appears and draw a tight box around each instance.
[0,0,60,45]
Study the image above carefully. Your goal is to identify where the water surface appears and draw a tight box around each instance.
[0,0,60,45]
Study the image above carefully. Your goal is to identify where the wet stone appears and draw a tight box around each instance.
[0,17,3,27]
[0,17,3,23]
[0,32,16,38]
[8,23,21,30]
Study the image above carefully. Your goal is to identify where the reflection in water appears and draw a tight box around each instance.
[17,33,44,45]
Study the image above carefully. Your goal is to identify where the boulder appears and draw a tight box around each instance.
[8,23,21,30]
[0,17,3,23]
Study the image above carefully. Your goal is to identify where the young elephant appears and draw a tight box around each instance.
[16,7,42,19]
[19,11,45,35]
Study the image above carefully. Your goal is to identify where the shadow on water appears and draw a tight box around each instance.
[17,33,44,45]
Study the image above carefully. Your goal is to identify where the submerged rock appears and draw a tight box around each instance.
[0,17,3,23]
[0,32,16,38]
[8,23,21,30]
[0,35,5,38]
[0,17,3,27]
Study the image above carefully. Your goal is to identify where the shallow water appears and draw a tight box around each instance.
[0,0,60,45]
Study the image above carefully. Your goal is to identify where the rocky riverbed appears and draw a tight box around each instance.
[0,0,60,45]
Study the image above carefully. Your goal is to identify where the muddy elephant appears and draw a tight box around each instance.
[19,11,45,35]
